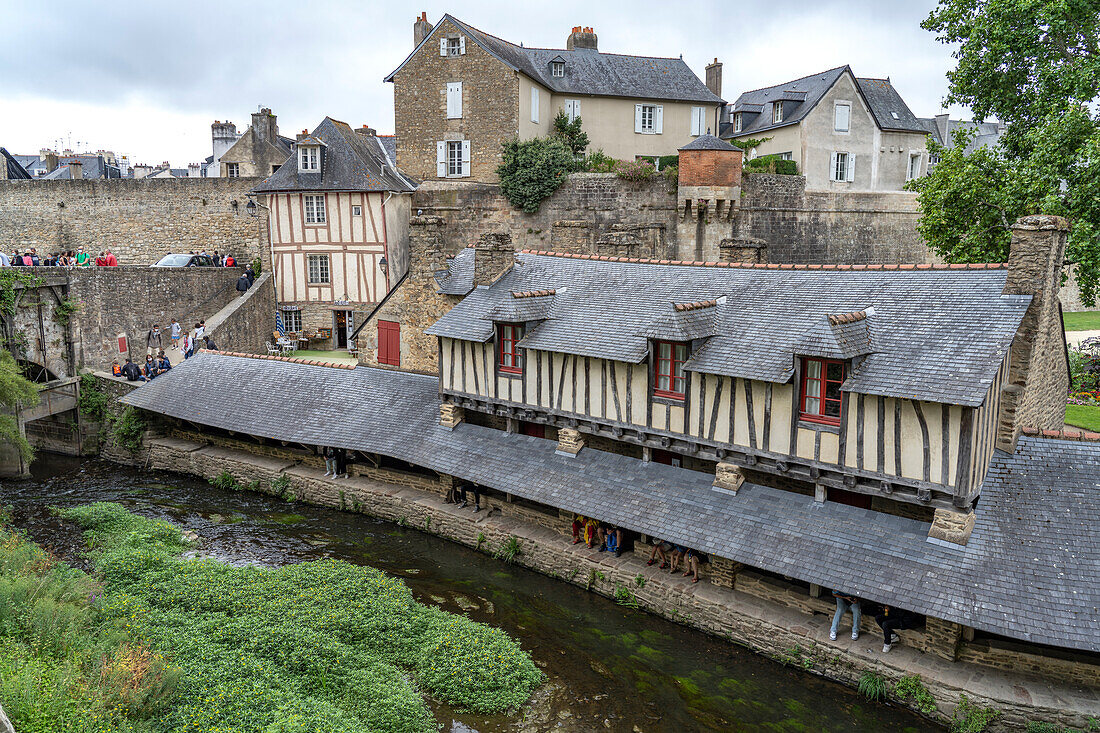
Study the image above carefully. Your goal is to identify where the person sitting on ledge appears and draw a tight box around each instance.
[830,590,862,641]
[571,515,586,545]
[203,335,218,351]
[584,517,600,548]
[682,549,706,583]
[667,545,688,575]
[120,358,143,382]
[157,353,172,374]
[456,481,481,512]
[143,355,158,380]
[646,538,674,568]
[599,525,622,557]
[111,360,122,377]
[876,605,921,653]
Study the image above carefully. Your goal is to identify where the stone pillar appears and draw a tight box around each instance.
[925,616,963,661]
[997,215,1070,452]
[814,484,827,503]
[556,427,585,456]
[438,473,454,500]
[409,215,448,282]
[439,402,463,430]
[473,232,514,287]
[713,462,744,494]
[708,556,743,588]
[719,237,767,264]
[927,508,975,546]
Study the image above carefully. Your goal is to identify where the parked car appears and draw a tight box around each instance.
[152,254,215,268]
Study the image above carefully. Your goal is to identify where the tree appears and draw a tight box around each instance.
[913,0,1100,305]
[496,137,574,214]
[551,111,589,159]
[0,350,39,464]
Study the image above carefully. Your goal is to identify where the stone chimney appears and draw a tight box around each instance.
[414,12,433,47]
[566,26,597,51]
[356,124,377,137]
[996,214,1070,452]
[252,108,277,144]
[719,237,766,264]
[67,160,83,180]
[473,232,514,286]
[45,152,59,174]
[705,58,723,99]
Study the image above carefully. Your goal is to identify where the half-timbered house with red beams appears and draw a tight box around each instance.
[252,118,416,351]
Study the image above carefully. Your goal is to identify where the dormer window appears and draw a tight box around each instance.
[497,323,525,375]
[653,341,688,400]
[773,101,784,124]
[733,112,743,133]
[799,357,846,426]
[299,145,319,172]
[552,61,564,77]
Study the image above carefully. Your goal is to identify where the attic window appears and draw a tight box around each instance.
[653,341,688,400]
[773,101,784,124]
[733,112,743,133]
[551,61,564,77]
[799,357,846,426]
[299,145,319,172]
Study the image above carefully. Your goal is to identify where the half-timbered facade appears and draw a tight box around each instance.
[253,118,416,350]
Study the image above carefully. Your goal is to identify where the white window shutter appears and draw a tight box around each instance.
[446,84,454,118]
[455,81,462,118]
[461,140,471,177]
[830,152,838,181]
[846,153,855,182]
[655,105,663,134]
[690,107,698,136]
[635,104,643,133]
[459,36,466,54]
[436,142,446,177]
[531,87,539,123]
[572,100,579,120]
[440,38,447,57]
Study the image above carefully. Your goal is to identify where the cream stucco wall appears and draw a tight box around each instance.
[518,78,555,140]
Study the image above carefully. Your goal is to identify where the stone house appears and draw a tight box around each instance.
[219,108,295,178]
[719,66,928,191]
[385,13,724,182]
[251,117,416,351]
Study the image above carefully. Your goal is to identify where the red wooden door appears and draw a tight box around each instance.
[378,320,400,366]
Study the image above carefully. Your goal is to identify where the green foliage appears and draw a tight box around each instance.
[615,159,656,183]
[662,164,679,192]
[0,269,41,319]
[78,373,110,422]
[551,111,589,159]
[476,532,486,550]
[111,407,146,454]
[0,350,40,464]
[917,1,1100,305]
[951,694,1001,733]
[496,137,574,213]
[613,584,639,609]
[54,502,543,730]
[728,136,771,153]
[857,671,887,702]
[633,574,646,588]
[210,471,239,492]
[1025,719,1100,733]
[271,474,290,497]
[493,536,521,564]
[744,154,798,175]
[894,674,938,715]
[52,298,79,327]
[250,257,263,277]
[580,149,617,173]
[1066,404,1100,432]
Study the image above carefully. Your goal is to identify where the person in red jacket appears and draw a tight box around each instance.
[223,254,235,267]
[105,249,118,266]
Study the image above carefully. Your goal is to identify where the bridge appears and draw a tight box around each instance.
[1,377,82,478]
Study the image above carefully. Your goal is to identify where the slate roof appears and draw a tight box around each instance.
[385,14,722,105]
[426,252,1030,407]
[679,134,740,152]
[719,66,926,138]
[39,155,120,180]
[435,247,476,296]
[252,117,416,194]
[919,115,1003,155]
[119,352,1100,653]
[1,148,31,179]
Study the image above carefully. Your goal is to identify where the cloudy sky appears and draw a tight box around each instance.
[1,0,969,166]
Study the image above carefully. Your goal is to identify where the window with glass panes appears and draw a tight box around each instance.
[447,141,463,177]
[639,105,656,132]
[304,194,326,224]
[446,37,461,56]
[225,163,239,178]
[306,254,330,284]
[799,357,846,425]
[497,323,524,374]
[653,341,688,399]
[282,310,302,332]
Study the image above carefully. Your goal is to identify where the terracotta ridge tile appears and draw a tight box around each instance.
[195,349,355,369]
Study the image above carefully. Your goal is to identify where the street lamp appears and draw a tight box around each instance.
[378,256,388,275]
[246,197,257,217]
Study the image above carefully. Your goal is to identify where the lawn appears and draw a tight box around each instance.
[1065,404,1100,432]
[1063,311,1100,331]
[288,348,356,363]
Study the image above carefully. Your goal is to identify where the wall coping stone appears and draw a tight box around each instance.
[517,249,1006,270]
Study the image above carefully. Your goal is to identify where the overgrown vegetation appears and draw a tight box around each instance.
[615,159,657,183]
[270,473,290,497]
[950,694,1002,733]
[0,268,42,319]
[1026,719,1100,733]
[78,372,110,422]
[37,502,543,732]
[894,674,938,715]
[857,670,887,702]
[551,110,589,159]
[496,137,574,213]
[493,536,522,564]
[613,584,639,609]
[111,406,147,453]
[210,471,239,492]
[744,154,798,175]
[52,297,80,327]
[0,349,39,463]
[250,257,263,277]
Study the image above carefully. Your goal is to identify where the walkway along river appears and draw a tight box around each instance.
[8,454,939,732]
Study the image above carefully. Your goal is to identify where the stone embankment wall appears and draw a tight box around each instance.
[0,178,270,267]
[100,419,1099,732]
[204,272,276,356]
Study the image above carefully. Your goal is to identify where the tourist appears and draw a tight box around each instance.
[157,353,172,373]
[196,321,206,341]
[75,247,90,266]
[875,605,920,653]
[146,324,163,355]
[236,271,251,295]
[105,249,118,266]
[94,251,107,266]
[456,480,481,512]
[245,263,255,286]
[180,331,192,359]
[322,446,338,477]
[830,590,862,641]
[667,545,688,574]
[29,248,40,265]
[120,358,143,382]
[224,253,235,267]
[203,335,218,351]
[646,538,674,568]
[598,524,622,556]
[571,514,586,545]
[20,251,33,266]
[682,549,705,583]
[170,319,181,349]
[584,517,600,548]
[212,250,221,266]
[143,355,158,380]
[0,251,9,267]
[111,360,122,377]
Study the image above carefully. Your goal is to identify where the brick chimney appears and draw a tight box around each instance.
[705,58,723,98]
[414,12,433,47]
[566,26,597,51]
[473,232,514,286]
[996,214,1070,452]
[45,152,59,174]
[67,160,83,180]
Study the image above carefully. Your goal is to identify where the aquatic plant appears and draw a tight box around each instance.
[210,471,238,492]
[476,532,487,550]
[494,536,522,564]
[951,694,1001,732]
[54,502,543,731]
[614,584,639,609]
[895,674,938,715]
[858,671,887,702]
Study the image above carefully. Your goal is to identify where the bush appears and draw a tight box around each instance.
[111,407,146,453]
[951,694,1001,733]
[210,471,238,492]
[662,164,679,191]
[251,257,263,276]
[895,674,938,715]
[78,373,110,422]
[615,159,657,183]
[580,149,617,173]
[744,154,798,175]
[857,671,887,701]
[551,110,589,159]
[497,137,574,213]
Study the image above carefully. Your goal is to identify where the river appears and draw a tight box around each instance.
[5,454,939,732]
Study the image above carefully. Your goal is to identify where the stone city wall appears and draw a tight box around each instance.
[0,178,270,267]
[204,272,276,356]
[123,433,1098,731]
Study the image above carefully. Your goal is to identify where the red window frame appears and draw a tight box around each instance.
[653,340,688,400]
[377,320,400,366]
[497,323,524,374]
[799,357,846,426]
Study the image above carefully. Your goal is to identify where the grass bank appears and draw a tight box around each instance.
[0,503,542,732]
[1066,404,1100,432]
[1063,311,1100,331]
